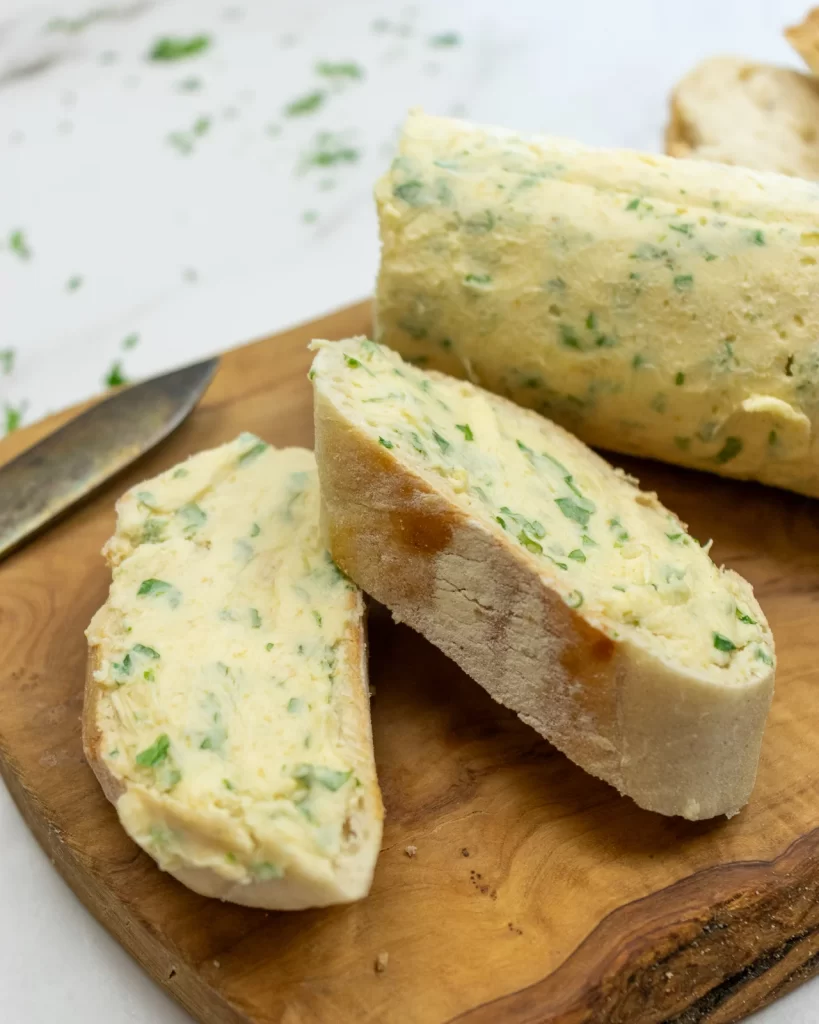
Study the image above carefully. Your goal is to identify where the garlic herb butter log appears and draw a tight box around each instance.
[311,338,775,820]
[376,111,819,498]
[85,436,383,909]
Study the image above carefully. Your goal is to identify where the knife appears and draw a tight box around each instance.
[0,356,219,563]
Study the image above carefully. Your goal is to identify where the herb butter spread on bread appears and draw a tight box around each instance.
[376,110,819,499]
[311,338,775,820]
[85,436,382,909]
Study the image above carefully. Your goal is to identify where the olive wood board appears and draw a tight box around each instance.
[3,301,819,1024]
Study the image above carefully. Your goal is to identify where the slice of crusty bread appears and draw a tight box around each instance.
[786,8,819,75]
[311,338,776,821]
[85,435,383,909]
[666,56,819,179]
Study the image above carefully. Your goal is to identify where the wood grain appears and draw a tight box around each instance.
[2,301,819,1024]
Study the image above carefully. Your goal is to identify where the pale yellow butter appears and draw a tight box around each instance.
[376,111,819,497]
[86,436,380,907]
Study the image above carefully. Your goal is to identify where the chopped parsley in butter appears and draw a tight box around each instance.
[376,112,819,498]
[312,338,774,681]
[87,437,370,891]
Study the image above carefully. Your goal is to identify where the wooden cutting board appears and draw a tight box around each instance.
[4,301,819,1024]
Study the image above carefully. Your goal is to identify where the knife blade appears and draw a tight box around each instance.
[0,356,219,563]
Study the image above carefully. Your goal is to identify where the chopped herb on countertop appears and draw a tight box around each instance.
[0,349,14,375]
[149,36,211,62]
[302,132,360,170]
[9,230,31,260]
[104,361,128,388]
[122,333,139,350]
[285,90,325,117]
[316,61,364,79]
[429,32,461,46]
[302,210,319,224]
[67,275,83,292]
[177,76,203,91]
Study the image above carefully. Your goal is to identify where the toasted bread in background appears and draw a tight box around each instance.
[666,56,819,179]
[786,8,819,75]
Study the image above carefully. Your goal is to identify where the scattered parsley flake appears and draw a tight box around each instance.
[122,333,139,350]
[455,423,474,441]
[177,76,202,91]
[0,349,14,375]
[736,608,756,625]
[250,608,262,629]
[104,361,128,388]
[67,275,83,292]
[9,230,31,260]
[285,90,325,117]
[675,371,685,386]
[316,61,364,79]
[673,274,694,292]
[149,36,210,62]
[378,437,394,448]
[303,132,360,169]
[302,209,319,224]
[429,32,461,47]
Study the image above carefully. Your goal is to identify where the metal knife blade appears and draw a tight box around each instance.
[0,356,219,563]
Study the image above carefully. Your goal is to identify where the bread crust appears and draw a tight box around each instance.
[313,385,774,821]
[786,8,819,76]
[84,481,383,911]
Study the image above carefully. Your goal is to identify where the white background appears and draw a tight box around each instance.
[2,0,816,1020]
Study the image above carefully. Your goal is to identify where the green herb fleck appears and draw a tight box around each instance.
[378,437,394,448]
[625,198,640,211]
[67,275,83,292]
[265,642,275,651]
[292,763,352,791]
[285,90,325,116]
[585,312,597,331]
[736,608,756,625]
[104,361,128,388]
[249,608,262,629]
[303,133,359,169]
[316,61,363,79]
[429,32,461,47]
[137,578,181,607]
[768,430,778,446]
[177,502,206,535]
[4,403,26,434]
[715,436,743,464]
[632,354,646,370]
[673,274,694,292]
[136,734,170,767]
[755,646,773,666]
[669,222,694,237]
[312,610,322,627]
[133,644,160,659]
[666,532,683,542]
[464,273,492,286]
[432,430,451,453]
[394,180,424,204]
[750,229,765,246]
[675,372,685,386]
[559,324,581,349]
[555,496,595,528]
[250,522,261,537]
[713,633,737,653]
[9,230,31,260]
[456,423,474,441]
[566,590,583,608]
[568,549,586,563]
[238,439,268,465]
[149,36,210,62]
[288,697,304,713]
[0,349,14,375]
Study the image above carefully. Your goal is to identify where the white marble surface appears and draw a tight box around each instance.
[2,0,817,1020]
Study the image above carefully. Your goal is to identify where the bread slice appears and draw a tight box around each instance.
[310,338,775,820]
[786,8,819,76]
[666,56,819,178]
[84,435,383,909]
